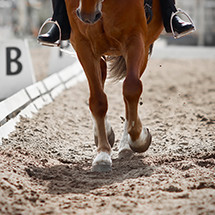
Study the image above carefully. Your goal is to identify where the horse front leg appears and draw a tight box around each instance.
[94,58,115,148]
[119,35,152,158]
[76,41,113,172]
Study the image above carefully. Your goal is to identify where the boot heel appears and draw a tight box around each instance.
[37,18,62,47]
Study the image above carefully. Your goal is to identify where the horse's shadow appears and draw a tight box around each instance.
[25,155,154,195]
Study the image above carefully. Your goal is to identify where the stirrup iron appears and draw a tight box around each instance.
[37,18,62,47]
[170,9,196,39]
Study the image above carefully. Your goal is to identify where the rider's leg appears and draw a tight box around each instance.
[160,0,194,36]
[38,0,71,44]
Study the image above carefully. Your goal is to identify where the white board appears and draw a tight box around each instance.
[48,41,77,75]
[0,39,36,100]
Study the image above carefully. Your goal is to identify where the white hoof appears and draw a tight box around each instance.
[92,152,112,172]
[128,127,152,153]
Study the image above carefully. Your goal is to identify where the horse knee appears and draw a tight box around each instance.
[123,77,142,102]
[89,92,108,118]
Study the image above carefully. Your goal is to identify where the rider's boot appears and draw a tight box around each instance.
[37,0,71,45]
[160,0,195,38]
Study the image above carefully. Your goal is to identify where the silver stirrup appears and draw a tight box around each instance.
[37,18,62,47]
[170,9,196,39]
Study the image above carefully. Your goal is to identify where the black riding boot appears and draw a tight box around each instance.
[38,0,71,44]
[160,0,194,36]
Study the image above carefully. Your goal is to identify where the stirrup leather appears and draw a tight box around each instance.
[170,9,196,39]
[37,18,62,47]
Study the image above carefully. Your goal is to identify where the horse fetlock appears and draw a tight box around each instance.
[127,120,142,141]
[92,152,112,172]
[128,127,152,153]
[94,130,114,148]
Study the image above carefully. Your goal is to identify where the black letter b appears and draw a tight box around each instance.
[6,47,23,75]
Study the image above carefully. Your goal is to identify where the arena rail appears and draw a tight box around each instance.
[0,62,85,145]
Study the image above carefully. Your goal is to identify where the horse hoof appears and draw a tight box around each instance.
[94,127,115,148]
[92,163,112,172]
[129,128,152,153]
[118,149,133,159]
[92,152,112,173]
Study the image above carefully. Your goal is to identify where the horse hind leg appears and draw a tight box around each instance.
[119,37,152,158]
[121,74,152,155]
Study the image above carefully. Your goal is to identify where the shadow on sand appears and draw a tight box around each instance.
[25,155,154,195]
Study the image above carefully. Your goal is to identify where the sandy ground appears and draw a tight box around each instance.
[0,47,215,214]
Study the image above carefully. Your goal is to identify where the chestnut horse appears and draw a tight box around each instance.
[64,0,163,172]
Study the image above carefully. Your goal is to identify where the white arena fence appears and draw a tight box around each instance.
[0,61,85,145]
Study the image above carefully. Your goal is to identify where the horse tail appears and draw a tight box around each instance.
[108,44,153,82]
[108,56,126,82]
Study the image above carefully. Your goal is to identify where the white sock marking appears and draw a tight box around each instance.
[128,127,149,148]
[92,152,112,166]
